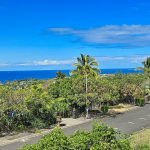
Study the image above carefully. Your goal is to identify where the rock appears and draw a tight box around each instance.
[108,110,115,114]
[144,95,150,102]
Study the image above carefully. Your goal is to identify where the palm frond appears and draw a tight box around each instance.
[56,71,61,78]
[89,67,93,73]
[71,54,100,76]
[136,57,150,79]
[81,54,85,66]
[92,67,101,73]
[146,57,150,68]
[142,61,147,68]
[72,63,81,67]
[89,61,98,67]
[86,55,95,64]
[56,71,66,79]
[61,73,67,78]
[77,57,82,65]
[69,69,78,76]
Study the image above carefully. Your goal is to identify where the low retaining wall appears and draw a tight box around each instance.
[144,95,150,102]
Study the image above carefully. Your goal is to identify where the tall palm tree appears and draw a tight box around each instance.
[69,54,101,77]
[135,57,150,79]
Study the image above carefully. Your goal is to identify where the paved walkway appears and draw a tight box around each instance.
[1,104,150,150]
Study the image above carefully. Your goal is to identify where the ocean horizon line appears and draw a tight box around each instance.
[0,68,143,83]
[0,68,136,72]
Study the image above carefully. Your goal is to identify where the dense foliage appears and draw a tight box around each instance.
[19,120,132,150]
[0,72,149,133]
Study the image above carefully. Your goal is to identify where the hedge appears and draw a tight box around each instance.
[19,120,132,150]
[135,98,145,106]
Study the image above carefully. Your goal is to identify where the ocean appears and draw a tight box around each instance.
[0,68,144,83]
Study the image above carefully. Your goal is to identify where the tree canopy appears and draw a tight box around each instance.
[69,54,101,77]
[55,71,67,80]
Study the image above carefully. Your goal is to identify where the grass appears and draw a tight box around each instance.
[34,130,41,134]
[129,127,150,149]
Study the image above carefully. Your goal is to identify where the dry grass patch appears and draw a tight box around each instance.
[108,103,137,113]
[111,108,129,112]
[130,128,150,148]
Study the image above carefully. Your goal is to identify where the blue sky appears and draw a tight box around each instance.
[0,0,150,71]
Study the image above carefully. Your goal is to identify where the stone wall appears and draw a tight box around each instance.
[92,104,100,110]
[144,95,150,102]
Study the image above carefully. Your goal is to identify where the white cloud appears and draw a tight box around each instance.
[15,59,76,66]
[0,63,9,67]
[48,25,150,48]
[95,54,150,64]
[1,54,150,68]
[16,54,149,67]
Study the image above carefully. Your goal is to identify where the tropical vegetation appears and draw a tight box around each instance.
[0,54,150,149]
[55,70,67,80]
[0,71,149,133]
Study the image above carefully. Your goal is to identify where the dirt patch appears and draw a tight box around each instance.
[110,106,138,113]
[111,108,129,112]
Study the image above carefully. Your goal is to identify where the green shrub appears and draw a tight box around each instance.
[20,127,68,150]
[101,106,109,114]
[35,130,41,133]
[118,103,124,107]
[135,98,145,106]
[120,134,130,140]
[19,120,132,150]
[68,129,91,149]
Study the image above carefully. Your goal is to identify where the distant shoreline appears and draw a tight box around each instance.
[0,69,144,83]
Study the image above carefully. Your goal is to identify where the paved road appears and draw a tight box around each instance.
[1,104,150,150]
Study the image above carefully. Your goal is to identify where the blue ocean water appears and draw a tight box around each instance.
[0,69,144,83]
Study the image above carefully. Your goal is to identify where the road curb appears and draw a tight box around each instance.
[0,119,93,147]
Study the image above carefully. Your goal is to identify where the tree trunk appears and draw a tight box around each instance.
[100,99,101,112]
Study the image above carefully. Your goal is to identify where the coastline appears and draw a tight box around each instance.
[0,69,144,83]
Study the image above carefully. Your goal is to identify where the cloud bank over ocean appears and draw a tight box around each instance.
[0,54,149,69]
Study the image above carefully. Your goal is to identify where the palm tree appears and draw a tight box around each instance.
[69,54,101,77]
[55,71,67,79]
[135,57,150,79]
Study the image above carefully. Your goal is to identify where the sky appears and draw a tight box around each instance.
[0,0,150,71]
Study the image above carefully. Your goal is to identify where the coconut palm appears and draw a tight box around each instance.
[55,71,67,79]
[135,57,150,79]
[69,54,101,77]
